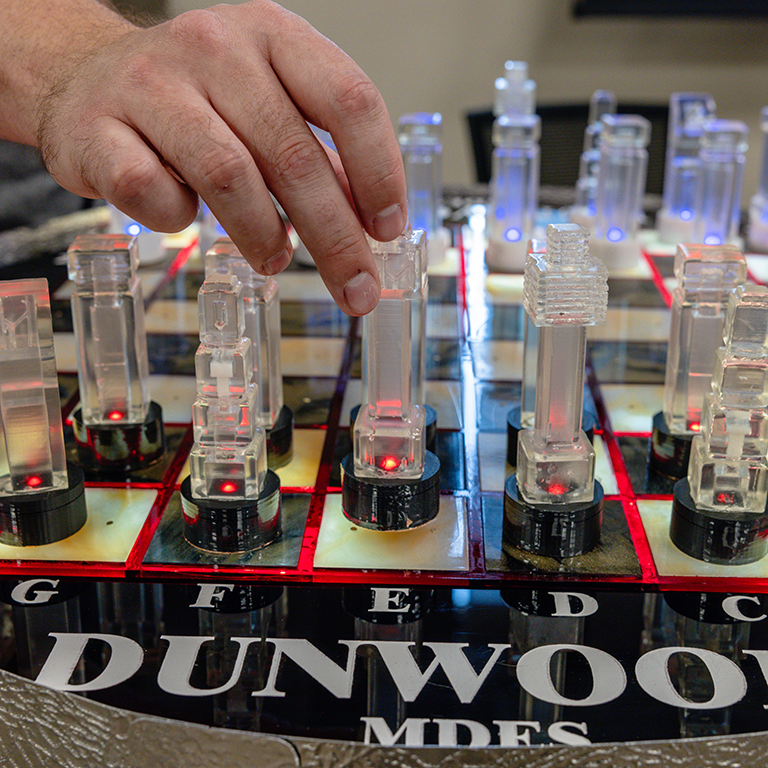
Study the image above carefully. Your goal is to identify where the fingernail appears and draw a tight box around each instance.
[261,248,291,275]
[343,271,380,315]
[373,204,405,242]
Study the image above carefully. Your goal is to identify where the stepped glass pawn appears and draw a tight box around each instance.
[671,286,768,564]
[180,274,280,553]
[205,238,293,468]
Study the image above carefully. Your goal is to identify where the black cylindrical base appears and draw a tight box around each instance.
[503,475,603,558]
[670,479,768,565]
[506,404,597,467]
[180,469,281,553]
[72,401,165,472]
[341,451,440,531]
[267,404,294,470]
[649,411,694,479]
[0,462,87,547]
[350,405,437,455]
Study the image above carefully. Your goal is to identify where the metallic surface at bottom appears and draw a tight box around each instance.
[0,666,764,768]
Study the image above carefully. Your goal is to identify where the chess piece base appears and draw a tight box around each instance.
[350,404,437,454]
[506,404,597,467]
[0,462,87,546]
[649,411,694,480]
[341,451,440,531]
[180,469,281,553]
[266,404,294,470]
[72,401,165,472]
[670,479,768,565]
[503,475,603,558]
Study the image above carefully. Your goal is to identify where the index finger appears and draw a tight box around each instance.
[257,4,408,243]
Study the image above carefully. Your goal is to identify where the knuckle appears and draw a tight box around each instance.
[166,10,228,54]
[107,156,161,204]
[270,135,325,185]
[330,73,382,121]
[322,227,364,265]
[198,144,253,196]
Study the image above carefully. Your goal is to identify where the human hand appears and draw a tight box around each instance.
[37,1,407,315]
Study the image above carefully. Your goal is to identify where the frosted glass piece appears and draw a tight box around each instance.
[662,93,717,221]
[523,223,608,327]
[205,239,284,428]
[494,61,536,117]
[520,239,546,427]
[398,112,443,242]
[516,224,608,505]
[575,90,617,211]
[353,231,427,480]
[487,114,540,255]
[594,114,650,244]
[692,120,748,246]
[68,234,150,425]
[190,275,265,501]
[0,278,67,494]
[721,285,768,359]
[189,440,266,500]
[689,285,768,514]
[662,244,747,434]
[198,274,244,346]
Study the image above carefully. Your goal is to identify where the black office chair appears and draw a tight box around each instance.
[466,103,668,196]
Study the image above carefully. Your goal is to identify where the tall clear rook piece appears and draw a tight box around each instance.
[592,114,650,271]
[0,278,86,545]
[692,120,748,247]
[205,238,293,468]
[651,244,747,479]
[573,90,618,225]
[658,93,717,244]
[342,230,440,531]
[180,274,280,552]
[398,113,446,264]
[486,114,541,272]
[748,107,768,251]
[504,224,608,558]
[68,234,165,471]
[671,286,768,565]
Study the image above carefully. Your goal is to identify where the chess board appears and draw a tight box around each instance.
[0,216,768,764]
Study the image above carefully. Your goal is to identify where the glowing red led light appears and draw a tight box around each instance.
[25,475,43,489]
[716,492,735,505]
[108,410,124,421]
[547,482,568,496]
[690,422,701,432]
[380,456,399,471]
[220,481,238,494]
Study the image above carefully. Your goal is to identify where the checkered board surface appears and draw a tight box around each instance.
[4,225,768,592]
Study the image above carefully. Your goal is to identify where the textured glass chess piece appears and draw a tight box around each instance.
[0,278,86,545]
[671,285,768,564]
[68,234,166,471]
[180,274,280,552]
[504,223,608,558]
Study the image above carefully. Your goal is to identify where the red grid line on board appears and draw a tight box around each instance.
[295,315,360,574]
[587,357,658,583]
[643,250,673,308]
